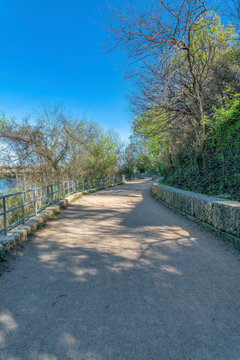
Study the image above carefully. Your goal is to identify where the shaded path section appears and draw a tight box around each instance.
[0,179,240,360]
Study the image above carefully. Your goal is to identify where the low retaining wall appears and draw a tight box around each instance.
[152,182,240,242]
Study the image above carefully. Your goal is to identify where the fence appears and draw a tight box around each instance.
[0,175,124,235]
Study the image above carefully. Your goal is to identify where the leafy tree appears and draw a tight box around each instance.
[161,94,240,198]
[107,1,240,198]
[0,117,5,129]
[106,0,239,181]
[85,132,120,176]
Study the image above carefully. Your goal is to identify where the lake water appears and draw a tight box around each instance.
[0,179,17,194]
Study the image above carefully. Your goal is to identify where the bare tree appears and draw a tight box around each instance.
[0,106,71,183]
[105,0,211,123]
[224,0,240,32]
[0,105,124,184]
[105,0,239,171]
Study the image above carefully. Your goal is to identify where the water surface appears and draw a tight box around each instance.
[0,179,17,194]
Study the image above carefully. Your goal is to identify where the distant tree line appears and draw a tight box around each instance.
[120,135,161,175]
[0,105,125,185]
[105,0,240,199]
[0,106,162,187]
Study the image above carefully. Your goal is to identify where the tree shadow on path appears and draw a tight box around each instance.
[0,180,240,360]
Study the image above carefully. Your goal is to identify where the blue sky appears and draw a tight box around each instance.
[0,0,132,139]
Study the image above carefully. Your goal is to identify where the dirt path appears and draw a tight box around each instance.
[0,179,240,360]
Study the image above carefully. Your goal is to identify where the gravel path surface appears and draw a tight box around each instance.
[0,179,240,360]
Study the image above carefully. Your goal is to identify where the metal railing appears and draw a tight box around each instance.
[0,175,124,235]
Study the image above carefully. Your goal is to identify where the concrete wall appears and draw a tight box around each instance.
[152,182,240,240]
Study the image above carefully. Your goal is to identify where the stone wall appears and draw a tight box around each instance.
[152,182,240,240]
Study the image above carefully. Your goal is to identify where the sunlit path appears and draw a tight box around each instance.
[0,179,240,360]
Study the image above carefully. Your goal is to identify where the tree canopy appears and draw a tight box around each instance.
[106,0,240,199]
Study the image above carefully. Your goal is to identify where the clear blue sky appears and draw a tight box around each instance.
[0,0,131,139]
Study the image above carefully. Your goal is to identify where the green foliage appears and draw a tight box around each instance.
[133,109,169,156]
[121,134,162,174]
[87,132,120,176]
[190,13,235,67]
[170,13,236,84]
[135,153,155,173]
[162,95,240,200]
[131,13,240,200]
[0,118,6,129]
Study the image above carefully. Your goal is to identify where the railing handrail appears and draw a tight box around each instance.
[0,175,124,235]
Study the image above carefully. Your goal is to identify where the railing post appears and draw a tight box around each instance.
[34,189,37,215]
[43,186,47,209]
[3,196,7,235]
[47,186,50,205]
[63,182,65,198]
[22,192,25,223]
[51,184,53,204]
